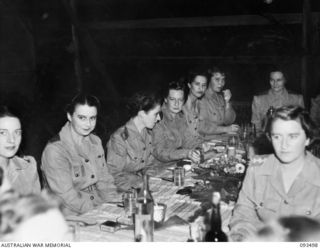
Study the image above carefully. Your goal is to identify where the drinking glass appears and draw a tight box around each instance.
[122,189,137,218]
[227,135,238,158]
[173,167,185,187]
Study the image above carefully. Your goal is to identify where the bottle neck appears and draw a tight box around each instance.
[210,203,222,231]
[139,174,153,202]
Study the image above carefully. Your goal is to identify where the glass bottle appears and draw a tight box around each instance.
[134,174,154,242]
[204,192,228,242]
[227,135,238,158]
[267,106,275,116]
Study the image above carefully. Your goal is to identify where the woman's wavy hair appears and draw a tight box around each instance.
[65,93,101,115]
[265,105,316,144]
[164,80,187,102]
[126,91,162,117]
[207,66,225,78]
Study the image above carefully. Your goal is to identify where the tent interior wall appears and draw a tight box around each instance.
[0,0,319,162]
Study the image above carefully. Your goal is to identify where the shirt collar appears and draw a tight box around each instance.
[258,152,320,187]
[161,104,184,122]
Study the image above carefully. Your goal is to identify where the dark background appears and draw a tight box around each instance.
[0,0,319,162]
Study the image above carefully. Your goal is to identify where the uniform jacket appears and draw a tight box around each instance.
[251,88,304,131]
[3,155,41,195]
[41,122,118,215]
[229,152,320,240]
[152,105,203,162]
[106,118,155,192]
[200,87,236,133]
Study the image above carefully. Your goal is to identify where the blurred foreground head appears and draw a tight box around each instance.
[0,191,72,241]
[249,216,320,242]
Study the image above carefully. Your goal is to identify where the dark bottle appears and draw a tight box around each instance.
[204,192,228,242]
[267,106,275,117]
[134,174,154,242]
[263,106,275,133]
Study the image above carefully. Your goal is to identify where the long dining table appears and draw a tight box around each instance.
[70,167,235,242]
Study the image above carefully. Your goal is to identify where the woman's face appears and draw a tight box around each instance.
[67,104,97,137]
[141,104,161,129]
[0,117,22,159]
[270,118,309,164]
[165,89,184,114]
[209,72,225,92]
[270,71,285,93]
[188,75,207,98]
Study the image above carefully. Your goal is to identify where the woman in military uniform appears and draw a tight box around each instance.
[0,106,40,195]
[251,69,304,133]
[106,91,162,191]
[182,70,208,138]
[230,105,320,241]
[153,81,203,163]
[199,67,238,136]
[41,94,118,215]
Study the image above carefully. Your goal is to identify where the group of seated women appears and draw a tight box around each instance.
[1,65,320,242]
[0,66,240,216]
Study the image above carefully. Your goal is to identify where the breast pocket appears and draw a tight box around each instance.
[96,153,106,167]
[256,198,279,222]
[72,165,83,183]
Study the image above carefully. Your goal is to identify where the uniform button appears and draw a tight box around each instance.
[259,202,263,207]
[306,211,311,215]
[85,159,89,163]
[90,196,94,200]
[91,175,95,179]
[141,160,145,163]
[284,200,288,205]
[143,147,146,151]
[75,174,79,177]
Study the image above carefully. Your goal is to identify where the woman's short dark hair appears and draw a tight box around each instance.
[127,91,162,117]
[0,106,21,120]
[266,105,316,141]
[164,81,187,100]
[65,94,101,115]
[187,69,209,84]
[208,66,225,78]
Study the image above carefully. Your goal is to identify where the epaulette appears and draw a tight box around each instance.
[48,134,60,144]
[250,155,268,166]
[120,127,129,141]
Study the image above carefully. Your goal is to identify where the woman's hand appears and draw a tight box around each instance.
[187,149,201,163]
[201,142,211,153]
[226,124,240,133]
[223,89,232,103]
